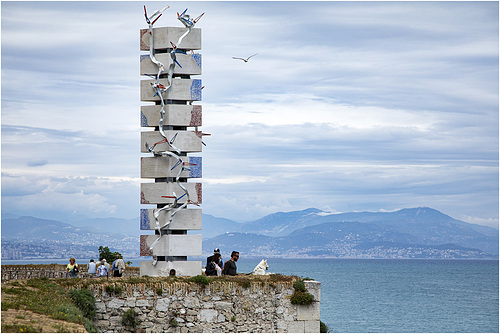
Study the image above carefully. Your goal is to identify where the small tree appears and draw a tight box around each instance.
[98,246,122,264]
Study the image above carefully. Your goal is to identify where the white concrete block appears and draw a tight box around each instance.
[287,321,305,333]
[140,78,201,102]
[304,320,320,333]
[140,182,201,204]
[140,260,202,277]
[140,27,201,51]
[296,301,320,321]
[277,320,287,330]
[141,156,202,179]
[140,53,201,76]
[141,130,203,153]
[304,280,321,302]
[141,104,202,127]
[140,234,202,256]
[140,208,202,231]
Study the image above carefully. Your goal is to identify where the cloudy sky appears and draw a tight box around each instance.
[2,1,498,228]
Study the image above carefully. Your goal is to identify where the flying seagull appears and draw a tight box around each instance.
[232,53,258,62]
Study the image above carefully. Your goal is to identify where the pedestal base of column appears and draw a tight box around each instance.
[140,260,202,277]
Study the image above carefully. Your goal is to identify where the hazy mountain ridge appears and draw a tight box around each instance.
[202,207,498,258]
[2,207,498,260]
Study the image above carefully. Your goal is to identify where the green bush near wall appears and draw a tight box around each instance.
[290,279,315,305]
[189,275,211,285]
[122,309,138,330]
[320,320,328,333]
[69,289,96,320]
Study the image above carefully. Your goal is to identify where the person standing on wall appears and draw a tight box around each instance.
[206,253,223,276]
[222,251,239,276]
[112,254,126,277]
[206,248,224,270]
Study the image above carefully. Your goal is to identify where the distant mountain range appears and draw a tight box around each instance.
[202,207,498,259]
[2,207,498,260]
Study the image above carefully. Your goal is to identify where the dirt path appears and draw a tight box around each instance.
[1,308,87,333]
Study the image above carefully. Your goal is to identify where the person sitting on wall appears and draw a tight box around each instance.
[103,259,111,273]
[222,251,239,276]
[67,258,79,278]
[97,259,108,277]
[206,248,223,270]
[88,259,97,277]
[206,253,223,276]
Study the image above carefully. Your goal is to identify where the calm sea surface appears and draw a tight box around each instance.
[3,258,498,333]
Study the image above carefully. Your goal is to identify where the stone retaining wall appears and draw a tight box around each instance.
[90,280,321,333]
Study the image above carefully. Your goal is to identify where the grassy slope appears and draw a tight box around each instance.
[1,278,90,333]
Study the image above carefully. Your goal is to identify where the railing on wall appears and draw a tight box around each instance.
[1,264,140,283]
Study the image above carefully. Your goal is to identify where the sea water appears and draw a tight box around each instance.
[237,258,499,333]
[3,258,498,333]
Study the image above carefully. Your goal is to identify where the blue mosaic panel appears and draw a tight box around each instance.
[191,79,202,101]
[140,209,150,230]
[189,157,202,178]
[141,111,148,127]
[191,53,202,69]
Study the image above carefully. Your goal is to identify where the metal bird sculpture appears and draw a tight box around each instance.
[232,53,258,62]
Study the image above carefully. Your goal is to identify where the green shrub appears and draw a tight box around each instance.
[320,320,328,333]
[105,285,113,295]
[1,324,42,333]
[238,280,251,289]
[189,275,210,286]
[290,291,314,305]
[54,304,84,323]
[105,285,122,296]
[122,309,138,330]
[69,289,96,320]
[293,280,306,292]
[125,277,149,284]
[84,319,98,333]
[156,287,163,296]
[1,302,13,311]
[169,318,178,327]
[290,278,314,305]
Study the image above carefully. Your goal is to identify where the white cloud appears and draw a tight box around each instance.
[204,94,441,130]
[1,173,139,219]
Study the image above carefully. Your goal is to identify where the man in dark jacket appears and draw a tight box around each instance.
[222,251,239,276]
[206,248,223,269]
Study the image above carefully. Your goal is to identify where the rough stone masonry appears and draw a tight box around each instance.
[93,280,321,333]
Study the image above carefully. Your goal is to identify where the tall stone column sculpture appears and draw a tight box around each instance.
[139,7,205,277]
